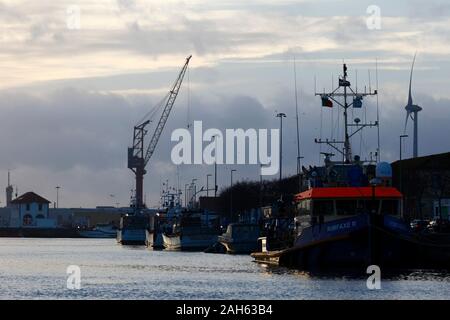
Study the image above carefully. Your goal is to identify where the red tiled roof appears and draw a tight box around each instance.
[10,192,51,204]
[294,187,402,202]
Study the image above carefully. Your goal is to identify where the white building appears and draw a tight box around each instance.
[9,192,56,228]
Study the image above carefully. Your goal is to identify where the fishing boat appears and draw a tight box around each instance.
[146,225,164,250]
[117,214,150,245]
[78,223,117,238]
[117,193,157,245]
[145,190,182,250]
[252,63,450,272]
[254,181,450,271]
[218,223,260,254]
[162,210,221,251]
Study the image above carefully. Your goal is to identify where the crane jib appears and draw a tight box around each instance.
[128,55,192,210]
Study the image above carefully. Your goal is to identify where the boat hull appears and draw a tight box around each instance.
[117,229,146,245]
[78,230,116,238]
[145,230,164,250]
[218,236,258,254]
[163,233,218,251]
[253,214,450,272]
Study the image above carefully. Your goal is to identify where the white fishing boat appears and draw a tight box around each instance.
[78,223,117,238]
[163,210,221,251]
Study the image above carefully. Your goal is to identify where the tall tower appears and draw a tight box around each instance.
[6,171,13,207]
[404,53,423,158]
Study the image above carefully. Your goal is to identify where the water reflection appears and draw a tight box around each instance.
[0,238,449,300]
[255,262,450,281]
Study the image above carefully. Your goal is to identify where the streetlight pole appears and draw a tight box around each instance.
[206,174,212,197]
[399,135,408,194]
[230,169,236,223]
[56,186,61,209]
[276,112,286,190]
[259,164,263,208]
[400,135,408,162]
[214,135,219,197]
[184,184,189,207]
[191,179,197,208]
[110,194,116,207]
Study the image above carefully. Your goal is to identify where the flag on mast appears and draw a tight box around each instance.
[321,95,333,108]
[353,95,363,108]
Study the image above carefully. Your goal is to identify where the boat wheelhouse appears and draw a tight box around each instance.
[294,186,403,229]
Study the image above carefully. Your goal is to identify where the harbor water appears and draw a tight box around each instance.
[0,238,449,300]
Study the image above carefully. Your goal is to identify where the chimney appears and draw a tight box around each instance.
[6,171,13,207]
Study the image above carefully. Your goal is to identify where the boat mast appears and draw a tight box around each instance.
[343,64,351,163]
[294,57,303,190]
[315,63,378,164]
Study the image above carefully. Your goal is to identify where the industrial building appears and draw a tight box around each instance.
[392,152,450,220]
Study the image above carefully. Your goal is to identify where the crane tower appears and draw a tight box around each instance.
[128,55,192,210]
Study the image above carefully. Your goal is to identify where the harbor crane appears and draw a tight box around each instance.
[128,55,192,210]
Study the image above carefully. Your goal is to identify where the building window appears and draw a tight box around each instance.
[36,214,45,219]
[23,214,33,226]
[39,204,43,211]
[26,204,30,211]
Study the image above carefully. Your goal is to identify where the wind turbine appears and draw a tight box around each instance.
[404,53,422,158]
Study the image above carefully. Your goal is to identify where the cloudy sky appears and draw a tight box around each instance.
[1,0,450,208]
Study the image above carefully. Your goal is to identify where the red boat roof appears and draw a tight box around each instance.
[294,187,402,202]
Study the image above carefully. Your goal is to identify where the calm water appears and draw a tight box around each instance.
[0,238,449,300]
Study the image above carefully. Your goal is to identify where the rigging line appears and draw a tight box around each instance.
[337,94,340,149]
[362,91,367,157]
[359,129,363,156]
[187,64,191,129]
[137,93,169,126]
[136,102,160,127]
[330,74,334,154]
[361,132,370,159]
[176,165,181,197]
[375,58,381,162]
[314,75,317,94]
[351,99,355,136]
[355,69,359,142]
[320,99,323,161]
[294,57,301,171]
[364,92,368,123]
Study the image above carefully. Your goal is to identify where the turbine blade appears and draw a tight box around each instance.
[404,111,411,134]
[408,52,417,106]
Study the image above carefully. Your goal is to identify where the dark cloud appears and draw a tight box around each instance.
[0,88,138,171]
[1,0,450,207]
[1,82,449,208]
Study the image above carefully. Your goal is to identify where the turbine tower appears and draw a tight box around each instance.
[404,53,422,158]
